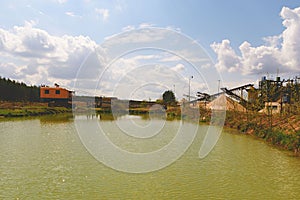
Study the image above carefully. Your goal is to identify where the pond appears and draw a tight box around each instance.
[0,114,299,199]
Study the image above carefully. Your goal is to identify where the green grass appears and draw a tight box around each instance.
[0,106,71,118]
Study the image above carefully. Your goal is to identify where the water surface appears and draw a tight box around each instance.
[0,115,299,199]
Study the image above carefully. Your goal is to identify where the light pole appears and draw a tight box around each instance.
[189,76,193,102]
[173,84,175,94]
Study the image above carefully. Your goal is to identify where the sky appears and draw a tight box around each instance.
[0,0,300,100]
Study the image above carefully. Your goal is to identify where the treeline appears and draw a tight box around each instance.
[0,77,40,102]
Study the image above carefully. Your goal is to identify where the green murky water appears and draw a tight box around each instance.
[1,115,299,199]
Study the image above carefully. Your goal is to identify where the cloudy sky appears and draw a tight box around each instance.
[1,0,300,100]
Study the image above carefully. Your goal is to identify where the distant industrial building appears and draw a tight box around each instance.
[196,75,300,114]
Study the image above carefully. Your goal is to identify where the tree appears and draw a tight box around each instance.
[162,90,176,106]
[0,76,40,102]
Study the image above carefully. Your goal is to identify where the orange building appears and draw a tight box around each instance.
[40,84,74,105]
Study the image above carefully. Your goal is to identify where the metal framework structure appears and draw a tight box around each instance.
[196,84,254,107]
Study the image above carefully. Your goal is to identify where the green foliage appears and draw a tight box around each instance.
[156,99,163,103]
[0,76,40,102]
[162,90,176,105]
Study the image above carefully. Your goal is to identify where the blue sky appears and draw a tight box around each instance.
[1,1,297,49]
[0,0,300,99]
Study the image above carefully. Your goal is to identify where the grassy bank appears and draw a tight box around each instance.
[224,111,300,156]
[165,105,300,156]
[0,101,72,118]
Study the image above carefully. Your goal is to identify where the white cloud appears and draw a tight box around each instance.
[139,23,155,28]
[263,35,281,47]
[0,24,219,99]
[211,39,241,73]
[98,27,219,98]
[24,20,38,28]
[110,65,187,100]
[211,6,300,75]
[95,8,109,21]
[102,27,211,69]
[65,11,75,17]
[56,0,68,4]
[122,25,135,32]
[65,12,82,18]
[201,62,211,69]
[239,41,281,74]
[165,26,181,33]
[159,54,181,62]
[280,6,300,70]
[0,62,24,79]
[104,28,167,47]
[171,63,185,72]
[0,23,99,86]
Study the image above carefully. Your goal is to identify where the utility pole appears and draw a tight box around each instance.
[189,76,193,102]
[218,80,220,94]
[173,84,175,94]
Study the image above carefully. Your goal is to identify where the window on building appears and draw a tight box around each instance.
[45,90,49,94]
[55,90,60,95]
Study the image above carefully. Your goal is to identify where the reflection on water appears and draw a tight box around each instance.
[39,114,74,123]
[71,112,177,121]
[0,114,300,199]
